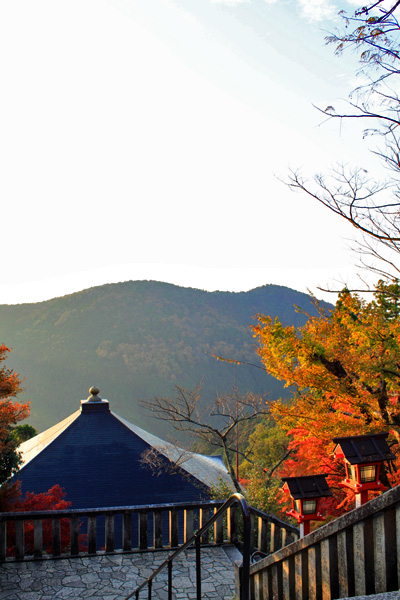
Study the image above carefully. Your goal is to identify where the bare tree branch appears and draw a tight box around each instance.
[141,385,269,493]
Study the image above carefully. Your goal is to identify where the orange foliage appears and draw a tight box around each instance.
[0,344,29,460]
[0,344,30,485]
[253,285,400,514]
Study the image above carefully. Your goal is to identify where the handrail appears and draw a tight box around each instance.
[248,506,298,534]
[125,493,251,600]
[249,485,400,599]
[0,499,224,521]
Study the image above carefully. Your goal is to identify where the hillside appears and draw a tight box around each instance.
[0,281,331,437]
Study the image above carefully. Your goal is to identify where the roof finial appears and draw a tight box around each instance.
[87,386,101,402]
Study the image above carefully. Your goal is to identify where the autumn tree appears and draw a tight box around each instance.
[0,344,29,484]
[289,1,400,282]
[3,483,87,556]
[0,344,83,558]
[253,283,400,511]
[141,385,269,493]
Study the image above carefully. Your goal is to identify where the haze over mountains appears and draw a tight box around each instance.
[0,281,330,437]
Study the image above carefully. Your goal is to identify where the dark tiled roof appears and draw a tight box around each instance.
[281,474,332,499]
[12,397,231,509]
[332,433,395,465]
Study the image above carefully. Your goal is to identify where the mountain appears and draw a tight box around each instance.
[0,281,330,437]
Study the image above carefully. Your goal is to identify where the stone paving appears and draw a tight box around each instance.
[0,546,239,600]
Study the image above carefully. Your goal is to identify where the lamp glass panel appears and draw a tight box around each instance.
[360,465,377,483]
[302,500,317,514]
[348,464,357,481]
[294,499,301,513]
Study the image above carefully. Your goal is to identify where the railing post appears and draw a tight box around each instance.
[337,530,350,599]
[228,505,238,544]
[0,521,6,561]
[321,537,338,600]
[235,561,242,600]
[153,510,163,549]
[270,523,281,554]
[282,527,295,547]
[383,507,398,592]
[105,514,114,553]
[258,517,268,553]
[15,520,24,560]
[34,519,43,558]
[88,516,97,554]
[282,556,293,600]
[184,509,193,543]
[169,509,179,547]
[123,512,132,551]
[249,512,255,556]
[200,507,210,544]
[294,552,305,600]
[271,563,281,600]
[70,517,79,556]
[139,511,148,550]
[52,518,61,557]
[214,506,224,544]
[308,545,319,600]
[353,521,366,596]
[396,504,400,588]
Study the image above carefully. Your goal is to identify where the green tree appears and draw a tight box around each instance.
[10,424,38,444]
[0,424,38,482]
[239,418,290,514]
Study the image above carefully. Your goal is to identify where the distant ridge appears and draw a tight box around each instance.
[0,281,331,437]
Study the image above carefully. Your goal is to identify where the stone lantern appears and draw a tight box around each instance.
[333,432,395,507]
[282,474,332,537]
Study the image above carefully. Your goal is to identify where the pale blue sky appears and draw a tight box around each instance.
[0,0,380,304]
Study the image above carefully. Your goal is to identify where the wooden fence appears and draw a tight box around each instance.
[246,485,400,600]
[0,500,298,562]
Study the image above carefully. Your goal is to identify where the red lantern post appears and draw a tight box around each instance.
[282,474,332,537]
[333,433,395,507]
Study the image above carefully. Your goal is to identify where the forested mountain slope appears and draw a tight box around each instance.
[0,281,330,436]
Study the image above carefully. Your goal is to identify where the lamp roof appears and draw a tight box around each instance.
[281,474,332,499]
[332,432,395,465]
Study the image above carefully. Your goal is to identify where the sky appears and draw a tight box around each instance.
[0,0,381,305]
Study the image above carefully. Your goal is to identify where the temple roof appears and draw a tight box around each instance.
[14,387,234,509]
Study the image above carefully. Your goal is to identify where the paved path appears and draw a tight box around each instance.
[0,546,239,600]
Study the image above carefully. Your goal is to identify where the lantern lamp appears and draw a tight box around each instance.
[282,474,332,537]
[333,432,395,507]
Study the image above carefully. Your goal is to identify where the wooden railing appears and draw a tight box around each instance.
[0,499,298,563]
[127,495,299,600]
[128,493,252,600]
[247,485,400,600]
